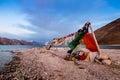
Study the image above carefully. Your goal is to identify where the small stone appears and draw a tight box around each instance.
[10,68,16,72]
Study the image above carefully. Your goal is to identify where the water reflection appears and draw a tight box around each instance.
[0,52,15,71]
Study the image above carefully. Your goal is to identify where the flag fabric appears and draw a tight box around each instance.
[83,33,98,52]
[68,31,86,50]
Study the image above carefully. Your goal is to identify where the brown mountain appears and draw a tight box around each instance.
[0,37,39,45]
[95,18,120,45]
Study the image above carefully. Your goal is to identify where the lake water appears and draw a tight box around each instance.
[99,45,120,49]
[0,45,41,51]
[0,45,41,71]
[0,52,15,71]
[56,45,120,49]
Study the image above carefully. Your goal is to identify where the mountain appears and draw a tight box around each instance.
[95,18,120,45]
[0,37,40,45]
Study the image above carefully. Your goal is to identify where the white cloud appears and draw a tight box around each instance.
[0,26,35,36]
[0,11,36,37]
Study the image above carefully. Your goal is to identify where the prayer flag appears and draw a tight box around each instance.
[68,31,86,50]
[83,33,98,52]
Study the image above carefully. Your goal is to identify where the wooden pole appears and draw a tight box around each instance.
[89,25,101,55]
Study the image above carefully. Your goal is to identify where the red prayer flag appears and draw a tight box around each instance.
[83,33,98,52]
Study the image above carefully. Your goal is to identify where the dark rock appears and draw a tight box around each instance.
[10,67,16,72]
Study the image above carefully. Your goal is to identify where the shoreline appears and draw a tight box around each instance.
[0,56,21,79]
[0,48,120,80]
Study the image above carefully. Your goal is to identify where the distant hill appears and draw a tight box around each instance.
[0,37,40,45]
[95,18,120,45]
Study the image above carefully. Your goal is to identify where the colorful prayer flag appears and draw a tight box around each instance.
[68,31,86,50]
[83,33,98,52]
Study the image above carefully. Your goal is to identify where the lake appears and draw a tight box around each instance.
[0,45,41,51]
[55,45,120,49]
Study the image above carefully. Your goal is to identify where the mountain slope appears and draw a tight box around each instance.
[95,18,120,45]
[0,37,39,45]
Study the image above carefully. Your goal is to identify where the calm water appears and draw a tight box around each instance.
[0,45,41,51]
[0,52,15,71]
[56,45,120,49]
[0,45,41,71]
[99,45,120,49]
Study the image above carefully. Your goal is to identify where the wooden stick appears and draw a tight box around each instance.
[89,25,101,55]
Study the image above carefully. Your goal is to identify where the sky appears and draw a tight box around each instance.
[0,0,120,43]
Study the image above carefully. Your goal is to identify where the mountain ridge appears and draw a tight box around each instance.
[95,18,120,45]
[0,37,39,45]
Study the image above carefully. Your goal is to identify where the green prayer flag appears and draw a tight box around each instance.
[68,31,86,50]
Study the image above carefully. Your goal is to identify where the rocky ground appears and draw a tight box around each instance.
[0,47,120,80]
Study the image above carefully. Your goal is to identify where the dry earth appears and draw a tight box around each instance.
[0,48,120,80]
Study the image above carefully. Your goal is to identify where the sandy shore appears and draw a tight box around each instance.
[0,47,120,80]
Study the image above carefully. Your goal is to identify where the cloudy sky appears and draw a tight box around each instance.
[0,0,120,43]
